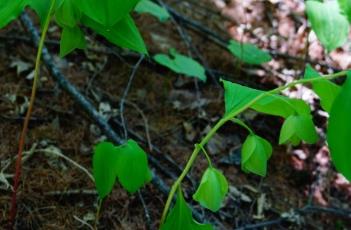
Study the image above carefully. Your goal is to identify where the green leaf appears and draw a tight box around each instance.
[279,114,318,146]
[306,0,349,52]
[0,1,27,29]
[227,40,272,65]
[154,49,207,81]
[161,189,214,230]
[338,0,351,23]
[93,142,119,199]
[75,0,140,27]
[115,140,152,193]
[241,135,272,177]
[135,0,170,22]
[27,0,62,25]
[193,167,229,212]
[221,79,311,119]
[81,14,147,54]
[55,0,81,28]
[304,64,341,112]
[327,74,351,181]
[59,26,86,57]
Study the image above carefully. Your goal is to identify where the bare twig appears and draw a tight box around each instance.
[138,190,153,230]
[119,55,145,140]
[35,148,94,182]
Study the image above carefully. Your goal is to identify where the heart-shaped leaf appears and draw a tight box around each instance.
[193,167,229,212]
[279,114,318,146]
[93,142,119,199]
[327,74,351,181]
[241,135,272,177]
[115,140,152,193]
[161,189,213,230]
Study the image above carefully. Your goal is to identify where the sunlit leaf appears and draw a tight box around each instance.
[135,0,170,22]
[227,39,272,65]
[327,74,351,181]
[241,135,272,177]
[306,0,349,52]
[161,189,213,230]
[193,167,228,212]
[154,49,207,81]
[304,64,341,112]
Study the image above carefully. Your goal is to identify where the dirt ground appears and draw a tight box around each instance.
[1,0,351,229]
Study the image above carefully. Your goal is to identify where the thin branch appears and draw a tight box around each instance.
[119,55,145,140]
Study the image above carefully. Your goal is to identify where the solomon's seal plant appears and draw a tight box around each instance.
[1,0,351,229]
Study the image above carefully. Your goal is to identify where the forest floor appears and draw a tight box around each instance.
[0,0,351,229]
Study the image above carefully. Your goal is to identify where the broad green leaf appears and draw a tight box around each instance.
[304,64,341,112]
[93,142,119,199]
[75,0,140,27]
[161,189,213,230]
[135,0,170,22]
[59,26,86,57]
[0,1,27,29]
[338,0,351,23]
[221,80,311,119]
[327,74,351,181]
[306,0,349,52]
[81,14,147,54]
[154,49,207,81]
[115,139,152,193]
[27,0,63,25]
[55,0,81,28]
[241,135,272,177]
[193,167,229,212]
[279,114,318,146]
[227,40,272,65]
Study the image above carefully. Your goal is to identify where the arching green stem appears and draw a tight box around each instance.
[160,70,348,227]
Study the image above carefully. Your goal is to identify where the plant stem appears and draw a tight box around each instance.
[197,144,213,167]
[160,118,227,224]
[231,118,254,135]
[94,198,103,230]
[159,70,348,227]
[9,1,56,228]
